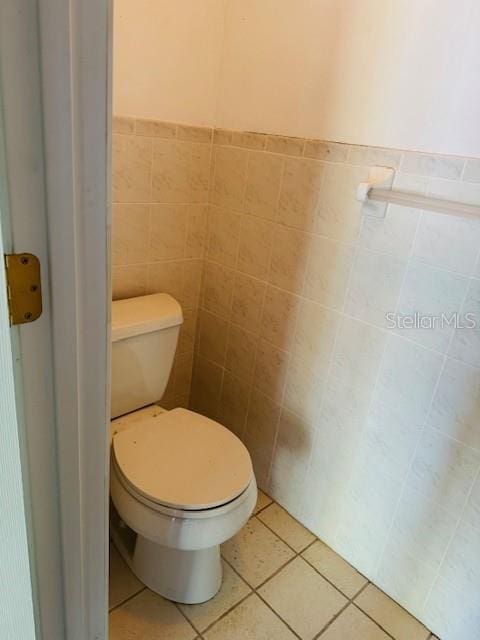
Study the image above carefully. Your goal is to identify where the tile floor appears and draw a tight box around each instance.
[109,491,438,640]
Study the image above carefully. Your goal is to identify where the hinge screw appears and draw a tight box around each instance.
[24,312,32,320]
[30,285,38,292]
[20,256,29,265]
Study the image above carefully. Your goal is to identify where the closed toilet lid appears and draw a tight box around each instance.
[112,408,253,510]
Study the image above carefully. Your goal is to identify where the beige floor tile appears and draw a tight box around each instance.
[257,503,316,552]
[302,539,367,598]
[179,561,251,632]
[355,585,430,640]
[109,589,196,640]
[222,517,295,587]
[259,557,347,640]
[108,543,143,610]
[204,593,297,640]
[320,604,390,640]
[254,489,273,514]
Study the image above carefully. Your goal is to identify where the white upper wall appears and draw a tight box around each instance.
[114,0,480,157]
[113,0,225,125]
[217,0,480,157]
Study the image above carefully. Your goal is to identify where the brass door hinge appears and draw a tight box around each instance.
[4,253,42,325]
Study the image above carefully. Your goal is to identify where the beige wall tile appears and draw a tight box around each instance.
[303,236,355,310]
[198,309,229,365]
[202,261,235,318]
[152,139,210,203]
[245,152,284,221]
[135,118,177,138]
[112,204,150,266]
[173,351,194,399]
[260,286,300,351]
[283,355,327,423]
[217,371,251,439]
[237,216,274,279]
[181,259,203,309]
[303,140,348,162]
[231,273,266,334]
[185,204,208,259]
[112,115,135,134]
[225,324,259,382]
[278,157,324,231]
[266,135,304,156]
[292,300,338,369]
[212,146,249,210]
[177,124,212,143]
[213,128,232,146]
[401,152,464,179]
[112,264,148,300]
[149,204,187,261]
[189,355,223,420]
[244,390,281,486]
[268,226,311,294]
[253,340,289,403]
[463,158,480,182]
[231,131,267,150]
[178,307,198,354]
[348,145,403,168]
[268,409,316,513]
[113,134,152,203]
[207,206,241,267]
[146,260,184,299]
[316,164,366,243]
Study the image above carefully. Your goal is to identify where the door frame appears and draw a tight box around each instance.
[1,1,111,638]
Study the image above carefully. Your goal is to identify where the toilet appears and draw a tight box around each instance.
[109,293,257,604]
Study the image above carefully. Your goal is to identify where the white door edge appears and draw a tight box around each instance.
[1,1,111,638]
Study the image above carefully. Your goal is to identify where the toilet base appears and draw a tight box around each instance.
[111,515,222,604]
[133,535,222,604]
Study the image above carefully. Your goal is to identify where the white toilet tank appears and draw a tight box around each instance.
[111,293,183,418]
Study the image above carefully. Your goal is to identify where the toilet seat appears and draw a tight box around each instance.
[112,408,253,511]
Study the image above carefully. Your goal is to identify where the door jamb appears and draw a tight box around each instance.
[37,1,112,637]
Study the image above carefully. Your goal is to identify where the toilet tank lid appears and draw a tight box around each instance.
[112,293,183,342]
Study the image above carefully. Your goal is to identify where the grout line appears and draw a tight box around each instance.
[174,601,203,638]
[108,586,146,614]
[252,514,313,557]
[313,582,373,639]
[374,224,475,585]
[198,591,253,636]
[422,460,480,611]
[220,555,303,640]
[313,600,352,639]
[109,499,435,638]
[350,602,397,640]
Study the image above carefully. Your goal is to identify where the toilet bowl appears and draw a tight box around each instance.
[109,294,257,603]
[110,406,256,603]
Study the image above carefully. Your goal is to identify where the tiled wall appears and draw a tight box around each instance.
[112,115,211,408]
[113,115,480,639]
[192,130,480,640]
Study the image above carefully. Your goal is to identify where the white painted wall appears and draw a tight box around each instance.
[217,0,480,157]
[114,0,480,156]
[113,0,225,125]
